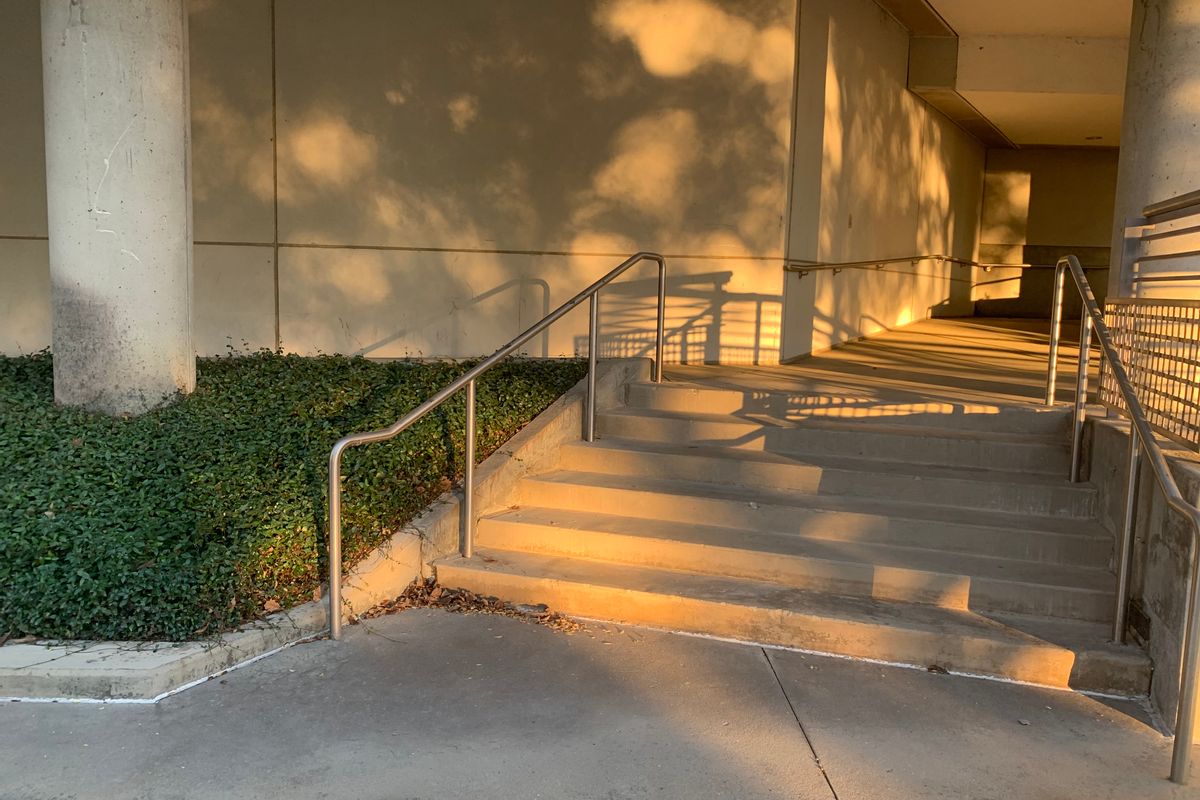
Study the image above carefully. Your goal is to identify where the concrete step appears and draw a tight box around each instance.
[478,507,1116,621]
[626,381,1072,435]
[981,611,1152,696]
[560,439,1097,519]
[597,407,1071,475]
[435,549,1148,694]
[517,471,1113,568]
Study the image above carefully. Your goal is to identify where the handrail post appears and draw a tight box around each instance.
[1172,527,1200,782]
[655,257,666,383]
[462,379,476,558]
[327,443,345,640]
[586,293,599,442]
[1069,311,1092,483]
[1046,261,1066,405]
[1113,426,1140,643]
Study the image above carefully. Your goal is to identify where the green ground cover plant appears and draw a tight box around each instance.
[0,352,585,641]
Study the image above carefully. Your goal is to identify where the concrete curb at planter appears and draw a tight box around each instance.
[0,602,328,702]
[0,358,650,701]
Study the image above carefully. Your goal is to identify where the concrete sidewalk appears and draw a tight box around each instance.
[0,609,1194,799]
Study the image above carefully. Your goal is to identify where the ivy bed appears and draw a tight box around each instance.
[0,352,585,642]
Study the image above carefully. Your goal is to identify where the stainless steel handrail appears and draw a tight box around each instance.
[1144,188,1200,219]
[784,253,1035,277]
[1046,254,1200,784]
[325,251,666,641]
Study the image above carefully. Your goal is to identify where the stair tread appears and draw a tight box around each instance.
[634,379,1072,417]
[603,405,1067,446]
[481,506,1116,592]
[528,469,1110,537]
[982,611,1148,664]
[441,548,1051,645]
[438,548,1131,662]
[571,437,1093,492]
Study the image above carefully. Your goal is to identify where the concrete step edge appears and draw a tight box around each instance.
[479,508,1116,590]
[434,550,1091,689]
[477,512,1116,621]
[601,406,1067,446]
[522,470,1112,541]
[566,437,1095,493]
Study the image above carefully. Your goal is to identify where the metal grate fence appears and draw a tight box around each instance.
[1100,297,1200,450]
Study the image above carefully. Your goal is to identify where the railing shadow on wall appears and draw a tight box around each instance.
[572,271,783,366]
[352,276,551,359]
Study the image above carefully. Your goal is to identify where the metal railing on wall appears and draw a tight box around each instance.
[1100,299,1200,451]
[783,253,1030,279]
[1127,188,1200,289]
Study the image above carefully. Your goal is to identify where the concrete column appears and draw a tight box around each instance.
[40,0,194,414]
[1109,0,1200,296]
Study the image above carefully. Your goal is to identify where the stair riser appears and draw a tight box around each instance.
[478,520,1114,622]
[518,480,1111,568]
[597,414,1070,474]
[969,579,1112,622]
[435,564,1078,689]
[627,384,1071,435]
[560,445,1096,519]
[478,519,972,609]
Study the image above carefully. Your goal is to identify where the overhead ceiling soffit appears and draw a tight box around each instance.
[873,0,955,36]
[907,36,1015,148]
[875,0,1016,149]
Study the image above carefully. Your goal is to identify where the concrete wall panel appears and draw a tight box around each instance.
[976,147,1117,313]
[3,0,988,363]
[782,0,984,358]
[0,0,47,238]
[194,245,276,354]
[189,0,275,244]
[0,240,51,354]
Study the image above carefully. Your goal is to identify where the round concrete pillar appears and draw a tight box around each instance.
[1110,0,1200,296]
[40,0,194,414]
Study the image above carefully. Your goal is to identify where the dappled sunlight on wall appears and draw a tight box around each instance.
[257,0,793,361]
[187,0,274,243]
[279,246,527,357]
[783,0,983,359]
[975,148,1118,314]
[0,0,990,363]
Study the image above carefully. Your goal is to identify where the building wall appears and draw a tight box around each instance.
[781,0,985,359]
[975,147,1118,316]
[2,0,985,363]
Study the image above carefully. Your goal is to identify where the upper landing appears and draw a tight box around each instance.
[665,317,1096,420]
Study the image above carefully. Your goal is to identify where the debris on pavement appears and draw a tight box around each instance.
[353,578,582,634]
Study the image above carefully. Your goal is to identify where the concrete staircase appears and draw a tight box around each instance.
[436,329,1150,695]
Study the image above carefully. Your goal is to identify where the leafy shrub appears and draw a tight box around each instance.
[0,352,585,641]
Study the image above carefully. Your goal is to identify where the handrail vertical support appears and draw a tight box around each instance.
[586,293,599,442]
[1046,261,1066,406]
[1070,312,1092,483]
[328,445,344,641]
[655,258,666,383]
[1113,426,1140,643]
[462,379,476,559]
[325,250,664,641]
[1172,534,1200,783]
